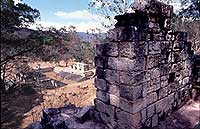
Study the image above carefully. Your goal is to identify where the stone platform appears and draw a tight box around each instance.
[26,97,199,129]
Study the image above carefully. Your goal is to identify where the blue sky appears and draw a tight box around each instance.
[14,0,181,32]
[22,0,89,23]
[14,0,103,32]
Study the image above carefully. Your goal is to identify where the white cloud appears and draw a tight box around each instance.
[13,0,21,5]
[28,10,109,32]
[29,1,183,33]
[29,20,108,33]
[29,21,65,30]
[54,10,100,21]
[169,2,182,13]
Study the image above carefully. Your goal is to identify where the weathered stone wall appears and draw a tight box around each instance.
[94,1,194,129]
[193,54,200,88]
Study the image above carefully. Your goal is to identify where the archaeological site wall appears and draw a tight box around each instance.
[94,1,195,129]
[193,54,200,91]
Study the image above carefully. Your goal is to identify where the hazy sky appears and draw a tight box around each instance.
[14,0,182,32]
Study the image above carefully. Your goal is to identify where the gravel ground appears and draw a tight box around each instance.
[155,96,200,129]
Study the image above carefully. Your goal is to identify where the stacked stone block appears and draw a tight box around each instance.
[94,0,194,129]
[193,54,200,87]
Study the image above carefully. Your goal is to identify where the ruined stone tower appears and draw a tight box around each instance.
[94,0,194,128]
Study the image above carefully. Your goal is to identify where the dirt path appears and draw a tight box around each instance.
[155,96,200,129]
[43,71,76,84]
[1,79,96,129]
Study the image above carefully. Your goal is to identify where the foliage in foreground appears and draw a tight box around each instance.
[0,0,95,93]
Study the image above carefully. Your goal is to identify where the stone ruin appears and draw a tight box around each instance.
[94,0,196,129]
[26,1,200,129]
[54,62,91,78]
[193,54,200,95]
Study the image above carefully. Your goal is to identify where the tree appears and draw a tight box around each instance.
[67,25,80,44]
[88,0,133,28]
[0,0,41,67]
[172,16,200,51]
[0,0,40,29]
[68,40,95,63]
[0,0,40,93]
[0,29,45,92]
[48,25,96,63]
[88,0,199,51]
[88,0,173,29]
[179,0,200,20]
[175,0,200,50]
[34,26,73,62]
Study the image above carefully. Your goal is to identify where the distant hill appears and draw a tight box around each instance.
[3,27,106,43]
[77,32,91,42]
[77,32,106,42]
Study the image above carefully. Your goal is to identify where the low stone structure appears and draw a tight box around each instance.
[70,62,89,74]
[26,1,199,129]
[54,62,90,77]
[94,0,195,129]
